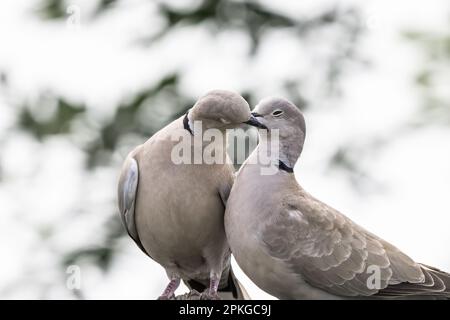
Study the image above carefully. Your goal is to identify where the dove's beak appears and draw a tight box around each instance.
[244,114,267,129]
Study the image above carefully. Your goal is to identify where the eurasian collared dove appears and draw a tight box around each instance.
[118,90,262,299]
[225,97,450,299]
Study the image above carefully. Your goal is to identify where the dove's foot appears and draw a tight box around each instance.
[200,290,221,300]
[199,273,221,300]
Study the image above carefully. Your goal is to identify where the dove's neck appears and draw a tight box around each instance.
[279,137,303,168]
[186,112,228,143]
[188,111,230,133]
[258,132,303,169]
[184,113,229,161]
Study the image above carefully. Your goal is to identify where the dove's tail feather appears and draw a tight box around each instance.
[374,264,450,299]
[220,267,251,300]
[420,264,450,298]
[186,267,251,300]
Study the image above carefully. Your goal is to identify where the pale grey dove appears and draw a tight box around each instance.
[118,90,263,299]
[225,97,450,299]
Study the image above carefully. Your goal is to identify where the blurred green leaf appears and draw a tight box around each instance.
[416,70,431,87]
[19,97,85,139]
[37,0,67,19]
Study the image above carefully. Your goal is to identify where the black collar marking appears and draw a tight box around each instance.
[183,111,193,135]
[278,160,294,173]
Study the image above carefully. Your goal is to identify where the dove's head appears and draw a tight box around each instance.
[189,90,266,130]
[252,97,306,166]
[252,97,306,139]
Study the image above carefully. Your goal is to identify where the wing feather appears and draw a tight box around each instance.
[259,193,450,298]
[118,154,149,256]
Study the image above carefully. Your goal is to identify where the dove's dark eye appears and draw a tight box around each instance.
[272,110,283,117]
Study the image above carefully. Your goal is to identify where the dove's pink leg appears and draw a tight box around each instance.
[157,278,180,300]
[200,272,221,300]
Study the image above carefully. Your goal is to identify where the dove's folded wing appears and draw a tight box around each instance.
[118,148,149,256]
[261,195,449,298]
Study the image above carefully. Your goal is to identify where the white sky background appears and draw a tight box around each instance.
[0,0,449,299]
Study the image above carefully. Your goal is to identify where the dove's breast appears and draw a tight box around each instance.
[225,162,340,299]
[134,119,231,280]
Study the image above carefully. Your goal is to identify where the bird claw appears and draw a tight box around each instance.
[200,290,221,300]
[187,289,201,298]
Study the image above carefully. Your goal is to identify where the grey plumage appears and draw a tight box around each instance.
[118,90,252,299]
[225,97,450,299]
